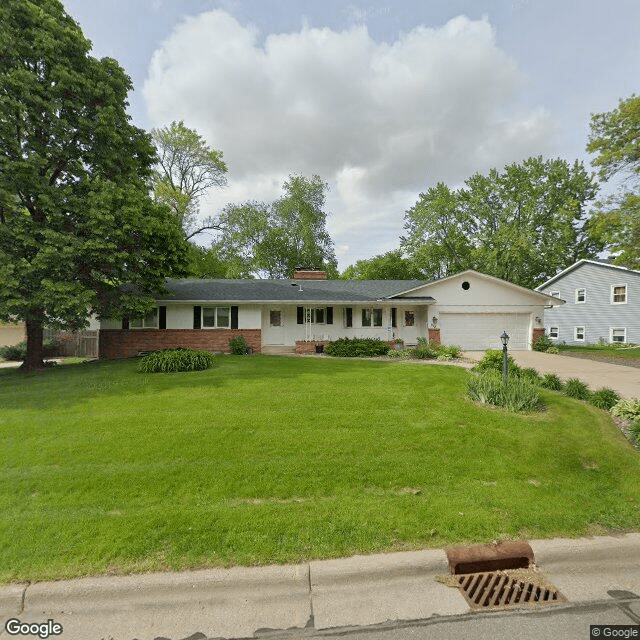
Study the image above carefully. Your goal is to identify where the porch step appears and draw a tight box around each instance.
[261,346,296,355]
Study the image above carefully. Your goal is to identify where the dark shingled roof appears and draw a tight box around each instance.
[156,279,433,303]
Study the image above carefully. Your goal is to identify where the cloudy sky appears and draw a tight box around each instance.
[63,0,640,270]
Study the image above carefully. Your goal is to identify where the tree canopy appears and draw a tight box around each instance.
[402,157,600,288]
[151,120,228,240]
[587,95,640,268]
[0,0,188,369]
[340,250,423,280]
[213,175,338,278]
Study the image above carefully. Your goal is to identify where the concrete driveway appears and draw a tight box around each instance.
[463,350,640,399]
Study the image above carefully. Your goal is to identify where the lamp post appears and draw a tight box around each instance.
[500,331,510,384]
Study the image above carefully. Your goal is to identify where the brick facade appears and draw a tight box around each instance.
[99,329,262,360]
[428,328,441,344]
[531,327,545,347]
[295,340,330,354]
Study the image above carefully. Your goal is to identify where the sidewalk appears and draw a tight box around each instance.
[2,533,640,640]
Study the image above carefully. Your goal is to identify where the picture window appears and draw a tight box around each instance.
[130,308,158,329]
[362,308,383,327]
[203,306,230,328]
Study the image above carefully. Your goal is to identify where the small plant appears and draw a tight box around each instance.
[473,349,521,376]
[0,338,59,361]
[387,348,413,359]
[517,367,542,384]
[589,388,620,411]
[540,373,564,391]
[629,419,640,446]
[467,370,543,412]
[546,346,560,354]
[412,343,438,359]
[611,398,640,421]
[437,344,462,359]
[563,378,591,401]
[229,335,248,355]
[532,334,553,352]
[138,348,216,373]
[324,338,390,358]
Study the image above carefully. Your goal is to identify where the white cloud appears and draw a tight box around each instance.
[143,10,554,268]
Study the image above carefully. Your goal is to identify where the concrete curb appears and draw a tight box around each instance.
[2,534,640,640]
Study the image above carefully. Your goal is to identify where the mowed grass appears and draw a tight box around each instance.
[1,355,639,583]
[561,344,640,362]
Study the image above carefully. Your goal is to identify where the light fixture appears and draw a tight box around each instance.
[500,331,510,347]
[432,316,438,327]
[500,331,510,384]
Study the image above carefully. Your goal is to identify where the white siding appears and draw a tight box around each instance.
[539,262,640,344]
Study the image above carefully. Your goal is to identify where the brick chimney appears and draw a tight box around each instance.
[293,269,327,280]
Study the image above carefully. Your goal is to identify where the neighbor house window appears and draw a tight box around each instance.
[404,310,415,327]
[575,288,586,303]
[130,308,158,329]
[611,328,626,343]
[574,326,585,341]
[549,327,559,339]
[612,284,627,304]
[202,306,230,328]
[362,308,383,327]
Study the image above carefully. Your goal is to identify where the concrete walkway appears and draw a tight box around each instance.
[2,534,640,640]
[463,350,640,399]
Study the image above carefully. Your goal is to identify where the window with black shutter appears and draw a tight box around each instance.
[193,305,202,329]
[391,307,397,328]
[231,306,239,329]
[345,307,353,328]
[326,307,333,325]
[297,306,304,324]
[159,306,167,330]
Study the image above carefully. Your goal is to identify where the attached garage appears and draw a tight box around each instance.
[439,312,532,350]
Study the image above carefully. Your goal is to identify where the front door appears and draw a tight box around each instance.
[402,309,419,345]
[263,308,285,345]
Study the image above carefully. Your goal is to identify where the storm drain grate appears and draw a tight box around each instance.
[456,570,566,611]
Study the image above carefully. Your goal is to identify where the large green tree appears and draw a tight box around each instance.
[402,157,600,288]
[0,0,188,370]
[151,120,228,240]
[213,175,338,278]
[587,95,640,268]
[340,250,423,280]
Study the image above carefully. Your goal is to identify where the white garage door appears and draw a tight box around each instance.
[439,313,531,350]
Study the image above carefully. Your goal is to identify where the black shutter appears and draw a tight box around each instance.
[231,306,239,329]
[159,306,167,329]
[193,305,201,329]
[345,307,352,328]
[297,306,304,324]
[391,307,397,328]
[326,307,333,325]
[121,318,129,330]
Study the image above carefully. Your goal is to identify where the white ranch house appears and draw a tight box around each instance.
[98,269,562,359]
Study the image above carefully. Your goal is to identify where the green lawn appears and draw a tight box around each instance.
[1,355,639,583]
[560,344,640,362]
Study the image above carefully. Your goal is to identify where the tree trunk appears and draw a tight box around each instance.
[21,309,46,371]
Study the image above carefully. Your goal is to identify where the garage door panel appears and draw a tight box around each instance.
[440,313,530,350]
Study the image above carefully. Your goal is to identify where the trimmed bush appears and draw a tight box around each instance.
[611,398,640,421]
[563,378,591,401]
[467,370,543,412]
[138,348,216,373]
[589,388,620,411]
[473,349,521,376]
[229,335,248,355]
[540,373,564,391]
[324,338,390,358]
[532,334,553,352]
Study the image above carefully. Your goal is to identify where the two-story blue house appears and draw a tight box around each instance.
[536,259,640,345]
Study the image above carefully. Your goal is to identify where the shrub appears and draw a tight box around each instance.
[467,370,543,412]
[0,339,59,361]
[412,342,438,359]
[437,344,462,359]
[387,348,413,359]
[563,378,591,401]
[629,419,640,445]
[611,398,640,421]
[589,388,620,411]
[138,348,216,373]
[473,349,521,376]
[229,335,248,355]
[532,334,553,352]
[540,373,564,391]
[324,338,390,358]
[516,367,542,384]
[547,346,560,354]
